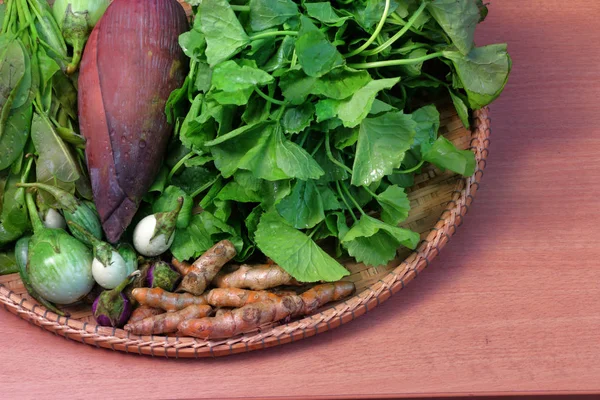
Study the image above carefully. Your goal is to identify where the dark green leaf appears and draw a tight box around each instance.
[421,136,476,177]
[444,44,512,109]
[319,185,343,211]
[352,111,416,186]
[170,166,219,196]
[279,68,316,105]
[207,122,323,181]
[354,0,400,31]
[311,66,372,100]
[281,103,315,134]
[427,0,480,55]
[147,165,169,194]
[449,89,470,129]
[295,16,344,77]
[198,0,249,66]
[263,35,296,72]
[342,215,419,266]
[170,212,241,261]
[305,2,350,26]
[217,181,263,203]
[255,208,349,282]
[249,0,299,31]
[410,104,440,152]
[333,126,359,149]
[211,60,274,92]
[276,180,325,229]
[0,101,32,171]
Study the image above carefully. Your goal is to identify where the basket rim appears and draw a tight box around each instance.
[0,107,491,358]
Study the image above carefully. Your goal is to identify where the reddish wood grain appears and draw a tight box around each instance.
[2,1,600,398]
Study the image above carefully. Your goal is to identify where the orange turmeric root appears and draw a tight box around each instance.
[178,281,355,339]
[124,305,213,335]
[131,287,207,312]
[178,240,237,295]
[213,264,299,290]
[171,258,193,276]
[215,308,232,317]
[205,288,281,308]
[128,306,164,324]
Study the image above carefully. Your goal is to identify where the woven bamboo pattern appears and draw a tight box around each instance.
[0,103,491,358]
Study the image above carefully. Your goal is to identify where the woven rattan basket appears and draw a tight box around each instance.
[0,99,490,357]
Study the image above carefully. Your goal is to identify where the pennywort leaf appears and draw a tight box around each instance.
[421,136,476,177]
[351,111,416,186]
[255,208,349,282]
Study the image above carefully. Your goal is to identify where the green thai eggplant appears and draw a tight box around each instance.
[25,192,94,305]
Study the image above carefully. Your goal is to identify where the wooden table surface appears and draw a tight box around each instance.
[2,1,599,399]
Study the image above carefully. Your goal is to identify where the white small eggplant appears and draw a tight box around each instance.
[41,208,67,230]
[68,221,129,289]
[133,197,183,257]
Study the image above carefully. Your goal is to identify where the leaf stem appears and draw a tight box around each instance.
[168,151,195,182]
[362,1,428,56]
[310,136,325,156]
[325,131,352,175]
[361,185,378,198]
[230,5,250,12]
[345,0,391,57]
[191,176,220,199]
[397,160,425,174]
[335,182,358,223]
[341,183,367,217]
[255,86,288,106]
[249,30,298,41]
[290,50,298,69]
[348,51,444,69]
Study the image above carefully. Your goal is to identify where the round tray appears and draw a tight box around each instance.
[0,103,490,358]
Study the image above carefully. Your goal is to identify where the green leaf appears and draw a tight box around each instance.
[388,171,414,188]
[178,29,206,61]
[444,44,511,109]
[241,93,271,125]
[0,101,32,171]
[427,0,480,55]
[1,171,29,234]
[375,185,410,225]
[170,212,241,261]
[170,166,219,196]
[313,144,349,183]
[276,180,325,229]
[255,208,349,282]
[211,60,274,92]
[147,165,169,194]
[152,186,193,229]
[342,215,419,266]
[217,181,263,203]
[333,126,359,149]
[275,125,325,180]
[319,185,343,211]
[263,35,296,72]
[295,16,344,77]
[198,0,250,66]
[312,67,372,100]
[249,0,299,31]
[316,78,399,128]
[207,122,323,181]
[354,0,400,31]
[279,69,317,105]
[449,89,470,129]
[351,111,416,186]
[31,112,80,182]
[421,136,476,177]
[305,2,350,26]
[195,61,213,93]
[12,40,32,110]
[281,103,315,134]
[207,122,287,180]
[410,104,440,152]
